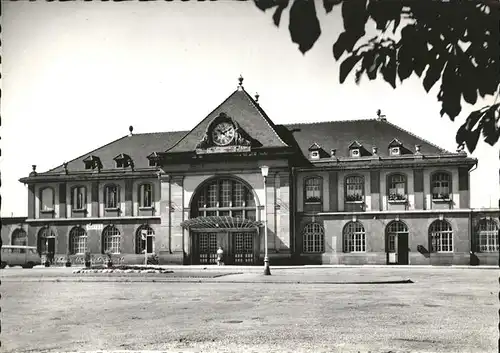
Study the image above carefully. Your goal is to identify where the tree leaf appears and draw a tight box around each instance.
[438,61,462,120]
[481,104,500,146]
[289,0,321,54]
[382,49,397,88]
[333,31,348,59]
[273,1,290,26]
[254,0,280,11]
[339,54,362,83]
[397,43,413,82]
[423,51,446,92]
[342,0,367,32]
[323,0,342,13]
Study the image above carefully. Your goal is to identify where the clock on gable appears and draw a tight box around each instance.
[211,121,235,146]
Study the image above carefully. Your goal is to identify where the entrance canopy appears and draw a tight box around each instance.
[181,216,263,230]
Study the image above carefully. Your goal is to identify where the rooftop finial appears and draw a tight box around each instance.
[238,74,244,89]
[129,125,133,136]
[376,109,387,121]
[255,92,259,103]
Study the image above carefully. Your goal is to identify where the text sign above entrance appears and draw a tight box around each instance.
[86,224,103,231]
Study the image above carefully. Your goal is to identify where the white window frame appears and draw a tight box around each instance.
[302,223,325,253]
[343,221,366,253]
[70,227,87,255]
[476,218,498,253]
[102,226,121,254]
[429,220,453,253]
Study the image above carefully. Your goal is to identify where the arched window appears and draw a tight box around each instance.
[40,187,55,211]
[388,174,407,201]
[343,221,366,253]
[386,221,409,253]
[345,175,364,202]
[102,226,121,254]
[37,227,56,254]
[104,184,120,209]
[71,186,87,210]
[11,229,27,246]
[304,177,322,203]
[431,172,451,200]
[69,227,87,254]
[475,218,498,252]
[136,225,155,254]
[302,223,325,253]
[192,178,256,220]
[429,220,453,252]
[139,183,153,208]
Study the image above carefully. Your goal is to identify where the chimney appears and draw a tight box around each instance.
[129,125,134,136]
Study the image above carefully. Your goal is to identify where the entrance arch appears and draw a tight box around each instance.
[385,221,409,265]
[185,176,262,265]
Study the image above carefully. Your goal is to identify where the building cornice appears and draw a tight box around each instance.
[312,208,499,217]
[19,169,161,184]
[25,216,161,224]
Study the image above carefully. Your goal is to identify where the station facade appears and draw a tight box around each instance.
[5,79,499,266]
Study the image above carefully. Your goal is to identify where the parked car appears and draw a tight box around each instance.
[1,245,42,268]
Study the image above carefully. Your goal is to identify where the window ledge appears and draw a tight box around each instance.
[388,199,407,204]
[72,208,88,213]
[345,200,364,204]
[104,207,120,211]
[305,201,322,205]
[40,209,55,214]
[139,206,154,211]
[432,198,451,203]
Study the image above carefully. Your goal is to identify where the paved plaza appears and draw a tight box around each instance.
[1,266,498,353]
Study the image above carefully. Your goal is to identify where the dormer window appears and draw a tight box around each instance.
[348,141,364,157]
[389,147,400,156]
[308,142,324,160]
[147,152,160,167]
[83,155,102,171]
[388,138,405,156]
[113,154,133,169]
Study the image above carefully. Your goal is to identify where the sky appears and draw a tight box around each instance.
[2,1,499,217]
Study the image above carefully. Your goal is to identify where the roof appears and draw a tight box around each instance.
[165,88,289,153]
[45,131,188,174]
[283,119,452,158]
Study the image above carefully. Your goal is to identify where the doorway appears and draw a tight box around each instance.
[386,221,409,265]
[192,231,256,265]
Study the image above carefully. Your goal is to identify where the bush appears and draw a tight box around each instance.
[147,253,159,265]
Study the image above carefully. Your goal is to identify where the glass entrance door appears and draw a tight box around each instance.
[233,232,254,265]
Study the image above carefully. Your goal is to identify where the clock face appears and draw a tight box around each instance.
[212,122,235,146]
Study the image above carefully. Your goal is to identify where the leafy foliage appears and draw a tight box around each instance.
[254,0,500,152]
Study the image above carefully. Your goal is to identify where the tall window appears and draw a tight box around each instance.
[192,178,256,220]
[429,220,453,252]
[139,184,153,208]
[302,223,325,253]
[102,226,121,254]
[72,186,86,210]
[345,175,364,202]
[136,225,155,254]
[11,229,27,246]
[343,221,366,252]
[388,174,407,201]
[475,218,498,252]
[104,185,119,209]
[69,227,87,254]
[386,221,409,252]
[431,172,451,199]
[304,177,322,203]
[40,187,55,211]
[37,227,55,254]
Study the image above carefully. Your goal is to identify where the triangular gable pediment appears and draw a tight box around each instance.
[388,138,403,148]
[164,88,288,154]
[308,142,322,151]
[348,140,363,149]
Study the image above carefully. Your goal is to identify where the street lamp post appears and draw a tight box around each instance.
[260,165,271,275]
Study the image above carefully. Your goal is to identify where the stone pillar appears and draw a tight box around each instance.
[170,176,185,256]
[91,181,99,217]
[157,175,171,252]
[265,174,276,252]
[28,185,35,219]
[124,179,133,216]
[413,169,424,209]
[59,183,66,218]
[278,173,291,251]
[458,167,470,208]
[329,171,338,212]
[370,170,381,211]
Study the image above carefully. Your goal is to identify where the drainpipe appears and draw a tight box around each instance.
[290,166,296,260]
[468,161,478,264]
